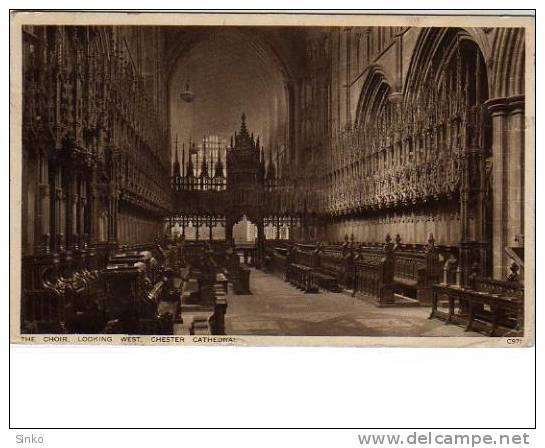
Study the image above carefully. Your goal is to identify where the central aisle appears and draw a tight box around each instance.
[225,269,480,337]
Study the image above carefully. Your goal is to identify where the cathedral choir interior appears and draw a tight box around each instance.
[20,25,526,337]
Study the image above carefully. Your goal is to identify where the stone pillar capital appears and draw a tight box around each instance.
[485,95,525,116]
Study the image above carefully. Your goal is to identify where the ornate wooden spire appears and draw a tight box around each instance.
[172,135,180,177]
[214,151,224,178]
[267,148,276,180]
[239,113,248,138]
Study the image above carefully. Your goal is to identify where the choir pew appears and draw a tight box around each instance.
[285,245,316,292]
[391,240,451,305]
[164,239,250,295]
[21,246,107,334]
[178,257,228,335]
[309,249,341,292]
[102,251,174,335]
[264,244,289,277]
[353,246,394,304]
[430,277,524,336]
[264,235,449,305]
[224,246,251,294]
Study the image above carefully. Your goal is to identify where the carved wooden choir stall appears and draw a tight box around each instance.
[20,25,526,337]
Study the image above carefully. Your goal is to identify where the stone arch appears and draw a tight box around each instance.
[166,27,295,88]
[489,27,525,98]
[354,65,393,129]
[403,26,526,280]
[404,27,490,108]
[167,27,294,168]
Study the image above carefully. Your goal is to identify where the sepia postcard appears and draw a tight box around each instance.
[9,11,535,347]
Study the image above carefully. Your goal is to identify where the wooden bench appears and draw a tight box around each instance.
[352,247,395,304]
[308,250,340,292]
[287,262,315,292]
[391,243,446,305]
[177,260,228,335]
[229,264,250,294]
[430,278,524,336]
[393,251,421,287]
[310,269,339,292]
[264,246,288,277]
[272,237,450,303]
[102,266,173,335]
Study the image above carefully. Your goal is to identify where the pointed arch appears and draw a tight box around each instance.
[166,27,295,88]
[489,27,525,98]
[354,65,393,129]
[404,27,490,108]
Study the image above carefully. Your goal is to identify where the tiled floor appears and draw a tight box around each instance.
[225,269,481,337]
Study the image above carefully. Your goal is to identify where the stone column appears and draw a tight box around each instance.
[52,165,63,253]
[87,173,100,245]
[36,151,51,253]
[107,188,118,244]
[507,107,525,251]
[78,176,87,246]
[67,173,79,250]
[486,95,525,280]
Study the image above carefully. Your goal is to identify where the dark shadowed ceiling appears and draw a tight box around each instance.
[167,27,309,164]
